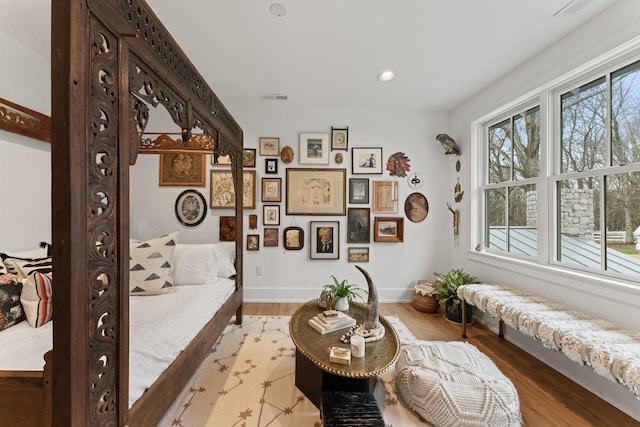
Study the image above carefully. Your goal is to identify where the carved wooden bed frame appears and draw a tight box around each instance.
[0,1,244,425]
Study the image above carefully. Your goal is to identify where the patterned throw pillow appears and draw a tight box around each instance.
[0,254,53,280]
[130,232,179,295]
[0,258,6,275]
[21,272,53,327]
[0,276,25,331]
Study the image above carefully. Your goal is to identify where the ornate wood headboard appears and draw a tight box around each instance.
[50,0,244,425]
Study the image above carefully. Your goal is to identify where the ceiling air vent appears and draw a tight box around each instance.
[261,94,289,101]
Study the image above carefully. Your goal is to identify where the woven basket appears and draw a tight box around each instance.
[412,291,439,313]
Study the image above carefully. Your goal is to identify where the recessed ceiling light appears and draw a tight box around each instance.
[270,3,287,17]
[378,70,395,82]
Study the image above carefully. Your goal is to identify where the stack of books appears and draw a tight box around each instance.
[308,310,357,335]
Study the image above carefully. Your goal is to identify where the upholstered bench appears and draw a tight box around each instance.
[395,341,522,427]
[457,283,640,399]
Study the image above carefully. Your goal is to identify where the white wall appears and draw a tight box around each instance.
[448,0,640,419]
[0,29,51,252]
[130,105,452,302]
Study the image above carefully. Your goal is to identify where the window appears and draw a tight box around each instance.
[484,107,540,256]
[479,56,640,281]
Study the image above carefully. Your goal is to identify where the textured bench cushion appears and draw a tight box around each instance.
[457,283,640,399]
[395,341,521,427]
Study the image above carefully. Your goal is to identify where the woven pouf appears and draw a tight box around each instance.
[395,341,522,427]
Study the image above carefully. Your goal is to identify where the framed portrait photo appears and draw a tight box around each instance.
[174,189,207,227]
[310,221,339,260]
[160,152,206,186]
[373,217,404,242]
[331,127,348,150]
[348,178,369,204]
[347,207,370,243]
[352,147,383,174]
[404,192,429,223]
[299,132,329,164]
[264,228,279,247]
[259,137,280,156]
[347,247,370,263]
[283,226,304,250]
[261,177,282,202]
[243,148,256,167]
[372,180,398,213]
[265,158,278,174]
[210,170,256,209]
[263,205,280,226]
[247,234,260,251]
[285,168,346,215]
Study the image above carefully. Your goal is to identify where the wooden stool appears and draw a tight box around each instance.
[321,391,385,426]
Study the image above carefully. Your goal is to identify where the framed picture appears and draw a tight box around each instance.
[159,152,206,186]
[249,214,258,229]
[373,217,404,242]
[347,247,369,263]
[219,216,236,241]
[331,127,349,150]
[259,137,280,156]
[299,132,329,164]
[347,207,370,243]
[283,226,304,250]
[285,168,346,215]
[243,149,256,167]
[247,234,260,251]
[265,158,278,174]
[348,178,369,204]
[404,192,429,223]
[261,177,282,202]
[264,228,279,247]
[174,189,207,227]
[263,205,280,225]
[310,221,340,260]
[352,147,383,174]
[372,180,398,213]
[210,170,256,209]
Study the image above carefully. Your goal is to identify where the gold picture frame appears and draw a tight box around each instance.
[285,168,346,215]
[259,137,280,156]
[210,169,256,209]
[159,152,206,186]
[372,180,398,213]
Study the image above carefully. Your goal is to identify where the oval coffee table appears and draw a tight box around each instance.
[289,299,400,409]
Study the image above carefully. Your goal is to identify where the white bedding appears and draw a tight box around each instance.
[0,277,236,408]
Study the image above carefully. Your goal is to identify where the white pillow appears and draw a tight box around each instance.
[213,242,236,278]
[171,244,219,286]
[129,231,179,295]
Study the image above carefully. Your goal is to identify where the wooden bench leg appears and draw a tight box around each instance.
[461,300,467,339]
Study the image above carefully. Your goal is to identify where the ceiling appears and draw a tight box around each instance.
[0,0,619,112]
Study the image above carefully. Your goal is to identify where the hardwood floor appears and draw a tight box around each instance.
[243,302,638,427]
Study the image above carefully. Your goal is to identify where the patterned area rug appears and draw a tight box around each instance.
[159,315,427,426]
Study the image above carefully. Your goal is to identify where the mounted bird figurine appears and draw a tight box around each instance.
[436,133,461,155]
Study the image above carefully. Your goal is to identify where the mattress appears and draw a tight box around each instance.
[0,277,236,408]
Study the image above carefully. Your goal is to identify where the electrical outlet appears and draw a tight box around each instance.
[256,265,264,276]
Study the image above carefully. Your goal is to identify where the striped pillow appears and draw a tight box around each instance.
[20,272,53,327]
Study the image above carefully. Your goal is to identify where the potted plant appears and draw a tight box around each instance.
[322,275,365,311]
[433,269,477,324]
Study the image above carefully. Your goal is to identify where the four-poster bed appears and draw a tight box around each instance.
[0,0,244,425]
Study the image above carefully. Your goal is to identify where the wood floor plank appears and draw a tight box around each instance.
[242,302,637,426]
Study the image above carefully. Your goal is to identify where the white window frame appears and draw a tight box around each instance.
[471,40,640,285]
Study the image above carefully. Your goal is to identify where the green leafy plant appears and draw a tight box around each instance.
[433,269,477,311]
[322,275,365,303]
